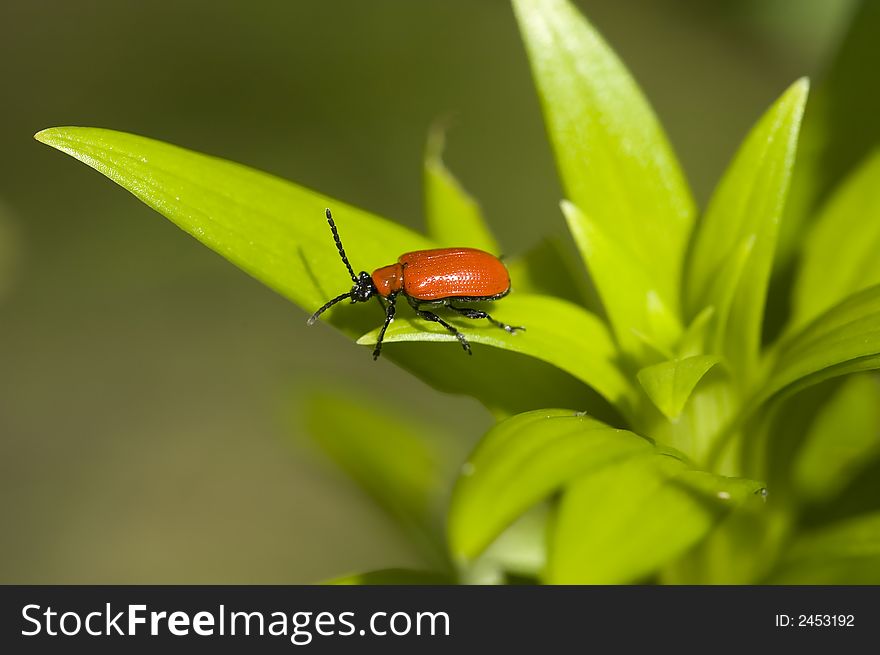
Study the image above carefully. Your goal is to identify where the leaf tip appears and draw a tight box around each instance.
[425,119,451,162]
[558,199,584,227]
[784,77,811,113]
[34,126,90,153]
[34,127,63,147]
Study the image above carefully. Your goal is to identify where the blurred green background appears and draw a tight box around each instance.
[0,0,858,582]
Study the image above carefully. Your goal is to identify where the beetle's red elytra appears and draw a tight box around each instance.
[372,248,511,301]
[307,208,524,359]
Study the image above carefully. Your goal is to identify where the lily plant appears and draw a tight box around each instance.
[37,0,880,583]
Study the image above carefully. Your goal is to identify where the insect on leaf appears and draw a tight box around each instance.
[35,126,602,420]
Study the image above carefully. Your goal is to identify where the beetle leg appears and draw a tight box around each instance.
[408,299,471,355]
[445,302,525,334]
[373,294,396,360]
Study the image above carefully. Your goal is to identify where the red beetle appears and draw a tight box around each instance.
[308,208,524,359]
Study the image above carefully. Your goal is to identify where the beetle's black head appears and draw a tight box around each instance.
[307,209,376,325]
[350,271,375,303]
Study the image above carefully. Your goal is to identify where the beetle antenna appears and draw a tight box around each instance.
[325,208,357,283]
[307,291,352,325]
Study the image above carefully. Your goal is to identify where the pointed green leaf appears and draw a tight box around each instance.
[424,126,499,253]
[357,293,636,418]
[513,0,694,354]
[326,569,452,585]
[677,306,715,359]
[685,79,808,381]
[702,235,756,355]
[793,150,880,328]
[447,409,654,562]
[637,355,721,420]
[547,455,764,583]
[34,127,432,324]
[761,284,880,404]
[767,512,880,584]
[793,375,880,503]
[657,365,738,468]
[34,127,592,419]
[302,389,451,566]
[560,201,682,358]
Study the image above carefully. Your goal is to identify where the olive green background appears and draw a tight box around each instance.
[0,0,856,582]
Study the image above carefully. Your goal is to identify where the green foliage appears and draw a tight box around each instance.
[327,569,453,585]
[447,409,654,563]
[512,0,694,361]
[358,294,636,419]
[637,355,720,420]
[686,79,807,383]
[767,513,880,584]
[548,457,763,584]
[37,0,880,584]
[761,285,880,405]
[791,376,880,503]
[793,150,880,328]
[779,1,880,271]
[302,390,453,568]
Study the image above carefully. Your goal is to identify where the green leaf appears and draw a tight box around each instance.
[766,512,880,584]
[793,150,880,328]
[326,569,452,585]
[662,495,789,584]
[513,0,694,355]
[447,409,654,563]
[547,455,765,583]
[759,379,842,501]
[653,365,738,468]
[34,127,594,420]
[423,126,499,253]
[561,201,681,359]
[792,374,880,503]
[34,127,432,325]
[392,343,619,423]
[677,306,715,359]
[761,284,880,404]
[685,79,808,382]
[461,504,550,584]
[302,389,450,566]
[506,236,597,308]
[701,235,756,356]
[637,355,721,420]
[779,1,880,270]
[357,293,636,418]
